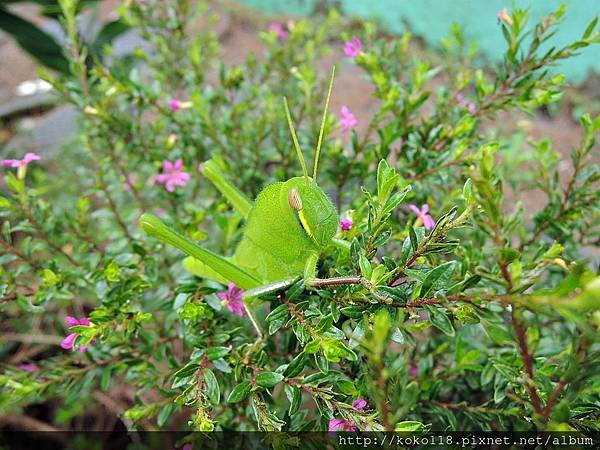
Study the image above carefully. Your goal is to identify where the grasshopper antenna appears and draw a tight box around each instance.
[284,97,309,179]
[313,65,335,181]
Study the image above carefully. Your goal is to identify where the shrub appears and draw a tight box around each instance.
[1,0,599,438]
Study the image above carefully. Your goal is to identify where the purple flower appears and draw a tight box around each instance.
[218,283,245,317]
[352,398,367,411]
[343,37,362,57]
[61,316,93,352]
[18,363,39,372]
[2,152,41,168]
[467,102,477,115]
[339,106,358,133]
[408,204,435,230]
[156,159,191,192]
[409,363,419,377]
[268,23,289,41]
[328,418,357,432]
[340,218,353,231]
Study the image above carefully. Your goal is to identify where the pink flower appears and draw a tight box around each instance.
[352,398,367,411]
[170,99,182,111]
[2,152,41,168]
[18,363,39,372]
[343,37,362,57]
[408,204,435,230]
[497,8,513,26]
[156,159,191,192]
[218,283,245,317]
[61,316,93,352]
[456,93,477,115]
[328,418,357,432]
[340,218,353,231]
[339,106,358,133]
[155,207,166,216]
[409,363,419,377]
[169,99,192,112]
[268,23,289,41]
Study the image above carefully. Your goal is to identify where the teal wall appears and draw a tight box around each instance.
[239,0,600,84]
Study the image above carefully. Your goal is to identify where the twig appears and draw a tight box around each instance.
[21,206,81,267]
[511,308,543,417]
[310,276,363,287]
[1,332,64,346]
[86,136,133,241]
[376,359,391,430]
[0,239,40,269]
[427,399,521,417]
[106,135,149,213]
[542,379,568,420]
[243,303,264,340]
[0,414,66,437]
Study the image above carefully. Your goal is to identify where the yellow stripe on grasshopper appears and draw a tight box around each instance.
[298,210,313,237]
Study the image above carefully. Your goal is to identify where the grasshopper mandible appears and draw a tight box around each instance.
[140,67,367,306]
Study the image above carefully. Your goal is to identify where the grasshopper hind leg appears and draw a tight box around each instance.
[182,256,231,285]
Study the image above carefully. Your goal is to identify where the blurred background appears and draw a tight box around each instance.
[1,0,599,158]
[1,0,599,183]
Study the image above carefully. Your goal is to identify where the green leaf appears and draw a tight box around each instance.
[103,260,121,282]
[203,369,220,405]
[255,372,284,388]
[227,380,252,403]
[91,19,130,55]
[268,315,288,335]
[482,321,513,345]
[173,363,200,380]
[266,304,289,335]
[425,305,455,337]
[408,226,418,253]
[265,304,289,322]
[583,17,598,39]
[157,403,176,427]
[100,367,111,392]
[283,352,306,378]
[358,254,372,279]
[0,8,69,73]
[206,347,230,361]
[421,261,457,298]
[284,384,301,415]
[304,339,320,354]
[462,178,473,204]
[337,380,359,396]
[394,420,427,432]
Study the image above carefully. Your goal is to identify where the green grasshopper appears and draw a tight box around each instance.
[140,67,366,309]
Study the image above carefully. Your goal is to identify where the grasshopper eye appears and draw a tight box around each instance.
[288,188,303,211]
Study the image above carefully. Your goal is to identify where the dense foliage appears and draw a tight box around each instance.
[1,0,599,438]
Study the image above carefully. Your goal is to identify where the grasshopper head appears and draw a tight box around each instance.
[285,177,337,249]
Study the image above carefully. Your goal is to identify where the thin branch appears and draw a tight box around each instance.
[1,332,64,346]
[511,308,543,417]
[542,379,568,420]
[21,207,81,267]
[0,239,40,269]
[310,276,363,287]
